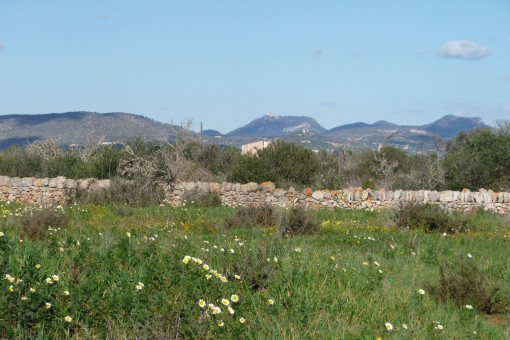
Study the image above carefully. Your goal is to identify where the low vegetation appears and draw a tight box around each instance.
[1,123,510,191]
[391,203,472,234]
[0,200,509,338]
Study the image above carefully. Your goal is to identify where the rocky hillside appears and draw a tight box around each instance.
[227,113,327,136]
[0,112,182,148]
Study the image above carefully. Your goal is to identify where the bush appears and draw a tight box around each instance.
[424,258,510,314]
[443,129,510,191]
[0,145,43,177]
[225,206,318,236]
[15,205,70,241]
[228,140,320,188]
[274,208,318,236]
[391,203,472,234]
[68,178,165,207]
[182,190,222,207]
[225,206,274,229]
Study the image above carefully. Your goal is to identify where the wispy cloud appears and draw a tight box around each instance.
[94,15,108,21]
[313,46,323,56]
[319,101,336,107]
[437,40,491,59]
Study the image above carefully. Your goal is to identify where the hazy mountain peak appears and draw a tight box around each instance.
[423,115,488,137]
[227,114,327,136]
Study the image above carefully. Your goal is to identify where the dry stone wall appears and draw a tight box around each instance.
[1,176,509,214]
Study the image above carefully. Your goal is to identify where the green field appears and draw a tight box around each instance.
[1,201,509,339]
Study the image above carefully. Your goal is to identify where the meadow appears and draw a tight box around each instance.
[0,200,509,339]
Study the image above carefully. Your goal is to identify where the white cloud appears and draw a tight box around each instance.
[437,40,491,59]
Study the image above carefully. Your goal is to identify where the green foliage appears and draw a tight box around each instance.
[15,205,70,241]
[86,144,122,179]
[229,140,320,188]
[227,153,269,184]
[443,129,510,190]
[391,203,472,234]
[1,127,509,193]
[183,189,222,207]
[425,257,510,314]
[0,145,43,177]
[67,178,165,207]
[225,206,274,229]
[275,208,318,236]
[225,206,318,236]
[0,204,508,338]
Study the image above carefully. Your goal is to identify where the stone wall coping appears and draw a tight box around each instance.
[0,176,508,214]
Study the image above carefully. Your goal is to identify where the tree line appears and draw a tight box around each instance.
[0,122,509,192]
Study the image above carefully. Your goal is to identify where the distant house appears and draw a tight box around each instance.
[242,140,271,155]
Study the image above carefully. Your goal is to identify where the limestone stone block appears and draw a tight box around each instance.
[33,178,46,187]
[64,179,76,189]
[9,178,22,187]
[312,190,325,200]
[198,182,209,192]
[393,190,402,201]
[274,188,287,197]
[259,181,275,191]
[0,176,10,186]
[20,178,33,187]
[55,176,67,189]
[210,182,220,192]
[246,182,258,192]
[429,191,438,202]
[385,191,393,201]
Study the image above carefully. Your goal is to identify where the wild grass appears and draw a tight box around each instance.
[0,201,509,339]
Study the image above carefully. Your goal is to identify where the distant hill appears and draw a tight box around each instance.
[227,113,327,136]
[422,114,488,137]
[327,122,371,133]
[323,114,488,151]
[0,111,490,153]
[372,120,398,127]
[202,129,223,136]
[0,111,182,148]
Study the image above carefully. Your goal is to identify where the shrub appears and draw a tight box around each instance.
[15,205,70,241]
[274,208,318,236]
[228,140,320,188]
[182,189,222,207]
[443,129,510,191]
[225,206,317,236]
[225,206,274,229]
[391,203,472,234]
[0,145,43,177]
[424,258,510,314]
[68,178,165,207]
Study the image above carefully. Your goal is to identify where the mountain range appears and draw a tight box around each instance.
[0,111,489,152]
[0,112,182,149]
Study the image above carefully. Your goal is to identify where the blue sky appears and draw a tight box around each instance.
[1,1,509,133]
